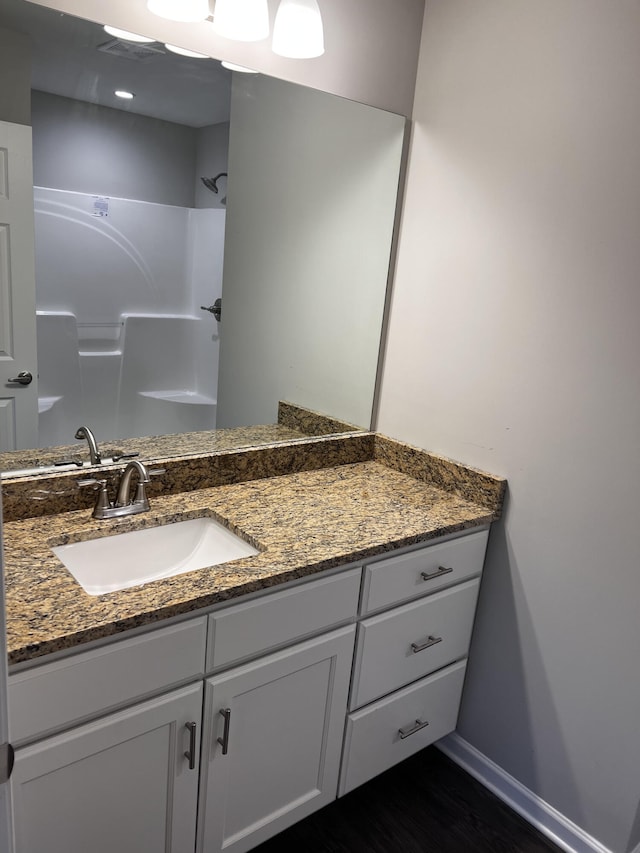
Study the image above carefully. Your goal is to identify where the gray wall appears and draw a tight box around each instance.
[195,122,230,210]
[378,2,640,852]
[0,27,31,125]
[31,91,198,206]
[217,73,404,429]
[25,0,424,116]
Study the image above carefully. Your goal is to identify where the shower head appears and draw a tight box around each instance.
[201,172,228,194]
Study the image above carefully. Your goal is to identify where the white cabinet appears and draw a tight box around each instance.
[9,617,207,745]
[197,625,355,853]
[339,529,489,795]
[8,525,490,853]
[350,578,480,709]
[10,683,203,853]
[340,660,467,795]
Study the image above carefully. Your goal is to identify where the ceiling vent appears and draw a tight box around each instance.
[98,39,167,62]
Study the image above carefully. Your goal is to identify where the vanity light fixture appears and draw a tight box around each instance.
[104,25,156,43]
[146,0,210,23]
[221,61,259,73]
[165,44,210,58]
[212,0,270,42]
[272,0,325,58]
[146,0,325,59]
[114,89,135,99]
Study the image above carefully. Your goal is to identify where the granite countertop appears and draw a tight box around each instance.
[3,456,503,666]
[0,401,362,478]
[0,424,308,478]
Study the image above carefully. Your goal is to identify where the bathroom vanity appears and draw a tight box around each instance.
[2,432,505,853]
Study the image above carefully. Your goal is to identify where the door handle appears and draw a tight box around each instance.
[184,722,197,770]
[8,371,33,386]
[410,635,443,654]
[217,708,231,755]
[398,719,430,740]
[0,742,15,783]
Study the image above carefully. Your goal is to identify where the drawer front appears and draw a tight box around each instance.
[339,660,467,795]
[9,617,207,745]
[206,568,361,671]
[351,577,480,709]
[361,529,488,614]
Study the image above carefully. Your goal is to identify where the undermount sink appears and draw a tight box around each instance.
[52,517,259,596]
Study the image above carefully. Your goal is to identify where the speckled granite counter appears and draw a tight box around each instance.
[0,401,362,478]
[0,424,308,477]
[3,439,505,666]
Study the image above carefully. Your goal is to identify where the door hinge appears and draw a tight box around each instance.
[0,743,15,784]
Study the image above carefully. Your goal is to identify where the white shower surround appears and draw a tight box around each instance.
[33,187,224,445]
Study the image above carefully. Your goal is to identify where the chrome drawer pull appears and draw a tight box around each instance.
[410,635,443,654]
[184,721,197,770]
[420,565,453,582]
[398,718,430,739]
[217,708,231,755]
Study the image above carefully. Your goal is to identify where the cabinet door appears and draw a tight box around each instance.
[198,625,356,853]
[10,683,203,853]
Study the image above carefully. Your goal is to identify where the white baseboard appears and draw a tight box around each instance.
[436,733,613,853]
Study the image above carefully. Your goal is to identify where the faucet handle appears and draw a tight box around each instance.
[78,478,111,514]
[77,477,104,488]
[149,468,166,478]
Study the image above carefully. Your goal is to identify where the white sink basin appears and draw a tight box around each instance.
[52,517,259,596]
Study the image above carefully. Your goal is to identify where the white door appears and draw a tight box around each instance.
[10,682,202,853]
[0,498,15,853]
[197,625,355,853]
[0,121,38,451]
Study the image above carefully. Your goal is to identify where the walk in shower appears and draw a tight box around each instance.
[34,187,223,446]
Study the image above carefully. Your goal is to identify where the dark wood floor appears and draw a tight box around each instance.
[254,747,563,853]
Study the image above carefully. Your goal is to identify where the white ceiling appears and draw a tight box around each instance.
[0,0,232,127]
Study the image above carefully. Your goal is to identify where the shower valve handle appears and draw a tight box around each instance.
[201,298,222,321]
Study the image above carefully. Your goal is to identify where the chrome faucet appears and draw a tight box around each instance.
[115,460,152,511]
[78,460,165,520]
[75,426,102,465]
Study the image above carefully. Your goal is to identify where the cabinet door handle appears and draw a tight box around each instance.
[184,721,197,770]
[217,708,231,755]
[398,718,430,739]
[410,635,443,654]
[420,565,453,582]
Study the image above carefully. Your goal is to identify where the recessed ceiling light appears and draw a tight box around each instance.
[164,44,209,58]
[114,90,135,100]
[221,61,258,73]
[104,26,155,43]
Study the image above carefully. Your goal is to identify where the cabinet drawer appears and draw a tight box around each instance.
[350,578,479,709]
[339,660,467,795]
[9,617,207,744]
[206,568,361,671]
[361,529,488,615]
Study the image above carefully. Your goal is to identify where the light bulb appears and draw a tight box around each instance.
[213,0,269,42]
[165,44,210,58]
[147,0,210,23]
[104,26,155,43]
[221,62,259,73]
[272,0,324,58]
[114,90,135,100]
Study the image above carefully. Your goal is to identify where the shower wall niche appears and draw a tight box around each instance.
[31,90,229,447]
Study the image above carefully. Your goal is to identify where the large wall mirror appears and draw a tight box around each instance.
[0,0,405,476]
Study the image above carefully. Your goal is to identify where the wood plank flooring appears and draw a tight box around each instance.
[253,746,563,852]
